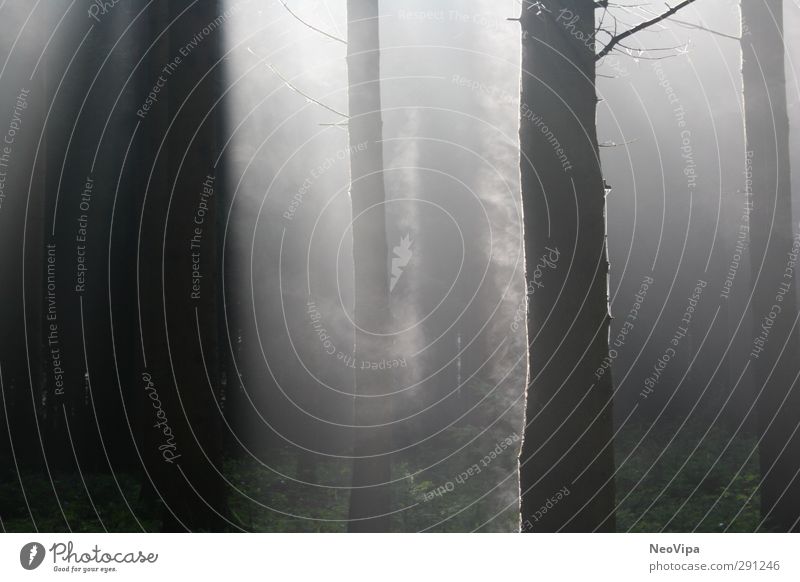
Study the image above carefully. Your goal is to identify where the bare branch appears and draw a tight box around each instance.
[247,48,348,119]
[660,14,740,41]
[279,0,346,45]
[615,39,687,53]
[599,138,639,147]
[596,0,698,61]
[266,62,348,118]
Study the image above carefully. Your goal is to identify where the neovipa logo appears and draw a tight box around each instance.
[20,542,46,570]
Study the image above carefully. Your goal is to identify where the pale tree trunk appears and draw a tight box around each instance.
[741,0,800,532]
[346,0,393,532]
[518,0,616,532]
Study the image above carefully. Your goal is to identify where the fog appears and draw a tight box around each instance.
[1,0,799,533]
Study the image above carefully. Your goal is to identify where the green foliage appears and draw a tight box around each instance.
[224,448,350,532]
[390,424,521,532]
[0,415,764,532]
[615,420,761,532]
[0,471,158,532]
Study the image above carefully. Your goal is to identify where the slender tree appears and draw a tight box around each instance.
[741,0,800,532]
[346,0,393,532]
[518,0,697,532]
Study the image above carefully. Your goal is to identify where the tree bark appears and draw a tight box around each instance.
[741,0,800,532]
[137,1,228,531]
[346,0,393,532]
[518,0,616,532]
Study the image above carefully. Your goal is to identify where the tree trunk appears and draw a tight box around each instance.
[346,0,393,532]
[518,0,616,532]
[741,0,800,532]
[137,1,228,531]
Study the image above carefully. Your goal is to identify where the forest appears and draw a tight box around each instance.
[0,0,799,534]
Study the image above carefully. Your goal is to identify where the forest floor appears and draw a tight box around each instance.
[615,419,761,532]
[0,421,761,532]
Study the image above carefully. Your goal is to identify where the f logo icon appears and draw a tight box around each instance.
[19,542,45,570]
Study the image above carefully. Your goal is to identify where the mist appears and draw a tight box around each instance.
[0,0,799,534]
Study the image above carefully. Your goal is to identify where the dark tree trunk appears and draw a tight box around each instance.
[741,0,800,532]
[0,4,50,492]
[518,0,616,532]
[137,1,228,531]
[346,0,393,532]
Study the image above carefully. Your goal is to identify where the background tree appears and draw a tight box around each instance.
[346,0,394,532]
[741,0,800,532]
[136,0,228,531]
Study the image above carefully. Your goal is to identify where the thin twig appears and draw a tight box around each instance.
[599,138,639,147]
[247,48,348,118]
[596,0,698,60]
[660,14,740,41]
[279,0,346,45]
[266,62,348,118]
